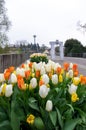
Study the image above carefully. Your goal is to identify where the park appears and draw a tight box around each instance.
[0,0,86,130]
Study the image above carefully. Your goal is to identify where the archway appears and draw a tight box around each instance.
[49,40,64,60]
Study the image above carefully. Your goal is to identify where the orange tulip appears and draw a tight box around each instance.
[39,79,44,86]
[9,66,15,73]
[17,75,26,90]
[4,70,10,80]
[80,76,86,85]
[63,62,69,71]
[56,67,62,74]
[25,70,31,79]
[73,64,78,71]
[20,63,25,68]
[29,62,33,68]
[74,70,79,77]
[35,70,40,78]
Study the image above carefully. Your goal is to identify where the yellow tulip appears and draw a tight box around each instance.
[71,93,79,102]
[26,114,35,124]
[59,74,63,83]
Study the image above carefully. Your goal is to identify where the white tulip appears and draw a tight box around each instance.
[68,84,77,95]
[0,73,5,83]
[26,60,30,64]
[40,66,46,75]
[52,74,58,84]
[45,64,52,72]
[30,78,37,88]
[69,63,73,69]
[46,100,53,111]
[34,63,40,71]
[5,84,13,97]
[39,85,49,98]
[53,63,61,71]
[9,73,17,83]
[16,68,25,77]
[68,70,73,78]
[42,74,49,84]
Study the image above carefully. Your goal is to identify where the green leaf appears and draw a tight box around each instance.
[49,111,57,126]
[29,102,39,112]
[0,112,7,122]
[75,107,86,123]
[11,108,20,130]
[0,120,12,130]
[55,88,59,94]
[28,97,39,112]
[55,107,63,128]
[63,118,81,130]
[66,104,74,112]
[34,117,45,130]
[10,99,20,130]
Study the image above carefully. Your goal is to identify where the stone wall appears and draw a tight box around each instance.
[0,53,29,72]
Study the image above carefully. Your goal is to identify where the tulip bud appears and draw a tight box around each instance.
[9,73,17,83]
[5,84,13,97]
[46,100,53,112]
[68,83,77,95]
[39,85,49,98]
[0,73,5,83]
[42,74,49,84]
[30,78,37,88]
[52,74,58,84]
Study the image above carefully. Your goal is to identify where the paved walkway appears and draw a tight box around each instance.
[48,56,86,76]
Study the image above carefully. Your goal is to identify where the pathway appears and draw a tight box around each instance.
[48,56,86,76]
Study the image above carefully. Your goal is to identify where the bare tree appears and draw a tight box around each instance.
[77,21,86,35]
[0,0,11,47]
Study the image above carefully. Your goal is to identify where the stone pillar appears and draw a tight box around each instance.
[50,41,56,60]
[59,42,64,60]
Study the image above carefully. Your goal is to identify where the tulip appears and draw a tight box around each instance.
[0,73,5,83]
[30,78,37,88]
[40,66,46,75]
[45,64,52,72]
[52,74,58,84]
[69,63,73,69]
[46,100,53,112]
[59,74,63,83]
[5,84,13,97]
[68,69,73,78]
[39,85,49,98]
[68,84,77,95]
[9,73,17,83]
[42,74,49,84]
[73,77,80,86]
[16,68,25,77]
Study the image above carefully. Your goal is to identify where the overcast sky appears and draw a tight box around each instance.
[6,0,86,47]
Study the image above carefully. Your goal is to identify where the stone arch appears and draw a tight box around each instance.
[49,40,64,60]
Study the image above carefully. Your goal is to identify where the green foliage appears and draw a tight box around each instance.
[64,38,84,56]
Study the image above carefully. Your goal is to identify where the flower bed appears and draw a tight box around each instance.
[30,53,48,63]
[0,55,86,130]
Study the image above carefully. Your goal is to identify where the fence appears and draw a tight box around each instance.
[0,53,29,72]
[67,53,86,58]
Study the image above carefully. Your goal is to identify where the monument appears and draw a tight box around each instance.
[49,40,64,60]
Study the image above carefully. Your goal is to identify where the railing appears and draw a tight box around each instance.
[0,53,29,72]
[67,53,86,58]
